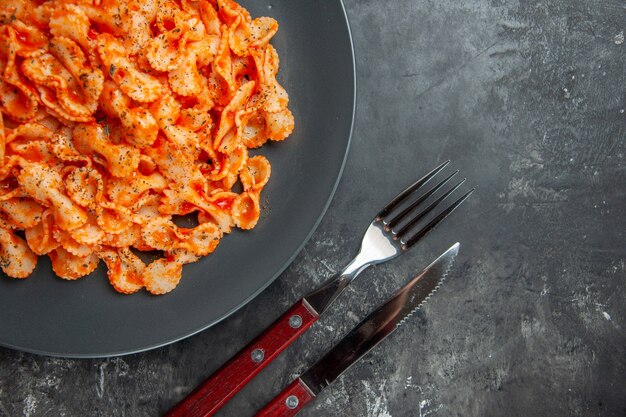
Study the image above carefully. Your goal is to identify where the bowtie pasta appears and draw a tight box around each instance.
[0,0,294,294]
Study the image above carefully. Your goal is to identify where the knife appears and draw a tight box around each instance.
[254,243,459,417]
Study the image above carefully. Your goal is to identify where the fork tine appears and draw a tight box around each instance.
[385,170,459,230]
[394,179,466,239]
[402,188,475,250]
[376,160,450,220]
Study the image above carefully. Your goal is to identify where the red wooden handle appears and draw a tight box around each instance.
[165,299,319,417]
[254,379,316,417]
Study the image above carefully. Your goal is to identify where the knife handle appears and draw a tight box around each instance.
[255,379,316,417]
[165,299,319,417]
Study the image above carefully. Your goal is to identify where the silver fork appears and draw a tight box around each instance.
[305,160,474,313]
[165,160,474,417]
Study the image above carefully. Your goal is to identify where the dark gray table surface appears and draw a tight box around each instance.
[1,0,624,416]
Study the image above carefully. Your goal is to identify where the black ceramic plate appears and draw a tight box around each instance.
[0,1,355,357]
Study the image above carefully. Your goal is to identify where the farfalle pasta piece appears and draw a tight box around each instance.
[240,110,268,148]
[5,122,52,145]
[48,247,99,280]
[72,123,140,178]
[27,2,55,29]
[251,44,288,113]
[168,47,204,97]
[264,107,294,141]
[205,64,231,107]
[140,217,179,251]
[99,247,144,294]
[0,176,21,201]
[0,156,23,183]
[149,95,203,153]
[97,33,163,103]
[249,17,279,48]
[166,248,200,265]
[50,129,92,165]
[216,0,251,25]
[1,28,39,122]
[159,188,191,215]
[17,162,88,231]
[52,227,94,258]
[144,136,205,193]
[138,154,158,174]
[68,212,104,246]
[7,19,48,58]
[22,61,92,122]
[100,81,158,148]
[21,52,90,119]
[141,217,222,256]
[49,3,90,51]
[106,172,166,207]
[231,189,261,230]
[199,1,221,36]
[0,3,28,24]
[121,12,152,56]
[49,36,103,115]
[5,124,55,165]
[131,193,162,224]
[64,167,103,208]
[8,140,55,164]
[229,16,278,57]
[0,197,44,229]
[228,15,252,57]
[154,0,185,31]
[100,223,142,248]
[35,84,92,123]
[25,209,58,255]
[198,143,229,181]
[0,227,37,278]
[213,29,235,93]
[79,4,124,37]
[145,30,185,72]
[96,201,134,235]
[33,110,62,132]
[195,35,221,67]
[178,91,215,132]
[240,155,271,191]
[214,81,255,152]
[129,0,158,22]
[143,257,183,295]
[150,93,181,128]
[179,222,222,256]
[232,54,255,85]
[147,142,233,231]
[163,124,199,155]
[200,190,238,232]
[221,144,247,190]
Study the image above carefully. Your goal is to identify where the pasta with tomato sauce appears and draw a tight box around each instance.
[0,0,294,294]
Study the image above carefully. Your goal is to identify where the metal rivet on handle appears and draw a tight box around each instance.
[289,315,303,329]
[285,395,299,409]
[251,348,264,363]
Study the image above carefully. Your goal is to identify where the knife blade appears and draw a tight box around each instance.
[255,243,459,417]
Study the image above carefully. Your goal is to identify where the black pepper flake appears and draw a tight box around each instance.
[109,64,116,77]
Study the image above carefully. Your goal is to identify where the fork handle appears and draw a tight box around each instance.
[164,299,319,417]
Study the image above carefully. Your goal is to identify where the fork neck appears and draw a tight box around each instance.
[303,251,372,315]
[342,251,372,280]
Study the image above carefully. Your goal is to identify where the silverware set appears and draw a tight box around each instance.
[166,161,473,417]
